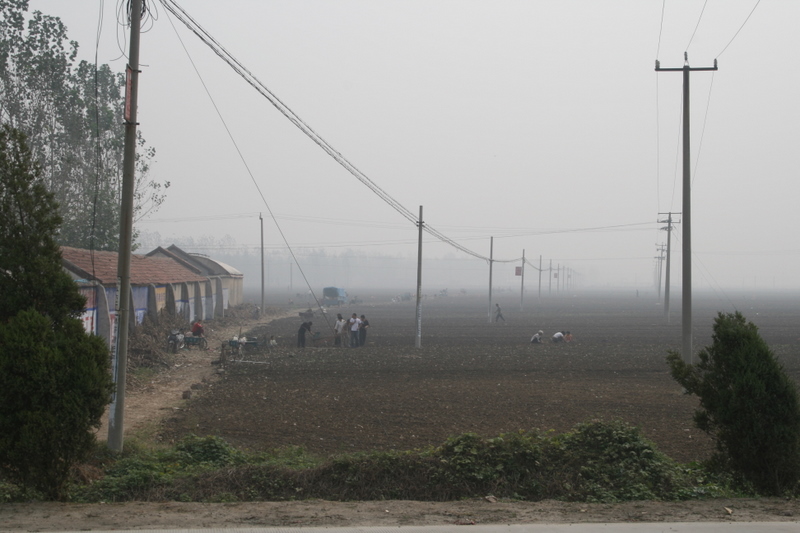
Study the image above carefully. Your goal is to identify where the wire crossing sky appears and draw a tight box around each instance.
[28,0,800,290]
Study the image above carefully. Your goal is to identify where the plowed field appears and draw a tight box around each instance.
[162,291,800,463]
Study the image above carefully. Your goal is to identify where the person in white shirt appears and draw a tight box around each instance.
[333,314,346,347]
[552,331,565,343]
[348,313,362,348]
[531,330,544,344]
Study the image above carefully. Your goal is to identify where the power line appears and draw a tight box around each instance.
[158,0,511,264]
[685,0,709,52]
[716,0,762,58]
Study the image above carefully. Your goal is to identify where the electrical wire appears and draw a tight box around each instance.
[691,71,715,188]
[716,0,762,59]
[685,0,708,53]
[162,4,334,329]
[158,0,511,265]
[89,0,106,279]
[655,0,666,59]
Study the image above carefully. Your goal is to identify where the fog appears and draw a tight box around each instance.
[31,1,800,292]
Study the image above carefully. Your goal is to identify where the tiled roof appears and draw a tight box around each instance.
[61,247,208,286]
[147,245,243,277]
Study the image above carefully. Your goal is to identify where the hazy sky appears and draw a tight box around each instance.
[28,1,800,290]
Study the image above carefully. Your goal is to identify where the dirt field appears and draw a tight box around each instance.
[161,291,800,464]
[5,290,800,531]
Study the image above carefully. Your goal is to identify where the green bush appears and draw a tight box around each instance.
[667,311,800,495]
[436,431,546,498]
[551,420,691,502]
[173,435,245,467]
[70,424,707,503]
[0,310,112,500]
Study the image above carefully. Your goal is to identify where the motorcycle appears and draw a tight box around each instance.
[167,329,185,354]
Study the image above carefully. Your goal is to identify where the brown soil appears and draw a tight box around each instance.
[4,292,800,530]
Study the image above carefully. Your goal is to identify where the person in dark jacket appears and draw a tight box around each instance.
[359,315,370,347]
[297,321,312,348]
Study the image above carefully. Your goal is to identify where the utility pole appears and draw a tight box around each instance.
[656,54,717,363]
[487,237,494,323]
[538,255,542,298]
[519,249,525,311]
[658,212,678,321]
[260,213,264,317]
[108,0,142,452]
[548,259,552,295]
[654,243,666,301]
[415,206,423,349]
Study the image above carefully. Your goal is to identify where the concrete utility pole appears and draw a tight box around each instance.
[519,249,525,311]
[655,243,666,301]
[487,237,494,323]
[658,212,678,322]
[548,259,552,295]
[108,0,142,452]
[656,54,717,363]
[415,206,423,349]
[260,213,264,317]
[538,255,542,298]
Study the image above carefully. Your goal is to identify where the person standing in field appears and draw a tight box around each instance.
[359,314,370,346]
[297,321,312,348]
[333,313,346,347]
[494,303,505,323]
[348,313,362,348]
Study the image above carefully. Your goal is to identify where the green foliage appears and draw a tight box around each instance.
[173,435,246,467]
[0,125,84,323]
[70,423,703,503]
[436,431,546,498]
[0,1,167,250]
[552,420,692,502]
[0,125,113,500]
[667,311,800,495]
[0,310,113,500]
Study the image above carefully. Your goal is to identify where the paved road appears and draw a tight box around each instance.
[59,523,800,533]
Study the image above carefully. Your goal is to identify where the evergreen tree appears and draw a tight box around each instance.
[667,312,800,495]
[0,124,83,322]
[0,124,113,500]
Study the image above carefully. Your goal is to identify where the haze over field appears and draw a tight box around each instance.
[30,0,800,292]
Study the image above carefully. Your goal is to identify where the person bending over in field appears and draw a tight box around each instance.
[552,330,565,343]
[297,321,312,348]
[531,330,544,344]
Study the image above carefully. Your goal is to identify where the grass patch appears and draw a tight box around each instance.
[52,421,740,504]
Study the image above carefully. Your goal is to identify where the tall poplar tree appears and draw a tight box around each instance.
[0,0,168,251]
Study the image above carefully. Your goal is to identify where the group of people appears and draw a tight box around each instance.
[530,330,573,344]
[334,313,370,348]
[297,313,371,348]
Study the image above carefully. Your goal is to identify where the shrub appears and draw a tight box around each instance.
[667,311,800,495]
[0,310,112,500]
[551,420,690,502]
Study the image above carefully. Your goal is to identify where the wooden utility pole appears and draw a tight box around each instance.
[108,0,142,452]
[656,54,717,363]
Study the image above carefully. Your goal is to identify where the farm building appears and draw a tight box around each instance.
[146,245,243,310]
[60,246,243,347]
